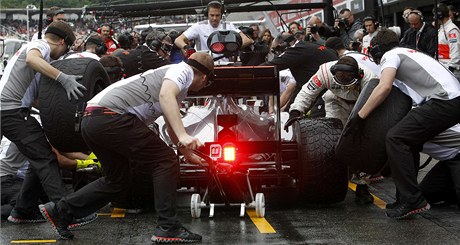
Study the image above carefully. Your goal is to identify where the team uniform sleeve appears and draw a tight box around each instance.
[447,28,460,67]
[289,64,330,112]
[26,40,50,61]
[163,64,193,93]
[379,51,400,73]
[182,24,200,41]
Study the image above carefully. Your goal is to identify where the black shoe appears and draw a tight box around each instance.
[39,202,74,240]
[7,208,45,223]
[68,213,98,229]
[386,201,399,209]
[355,184,374,205]
[151,226,202,243]
[386,199,430,219]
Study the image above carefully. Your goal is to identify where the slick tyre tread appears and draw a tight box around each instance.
[39,58,110,152]
[335,79,412,174]
[295,117,348,203]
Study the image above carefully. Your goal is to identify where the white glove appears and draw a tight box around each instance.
[55,72,86,101]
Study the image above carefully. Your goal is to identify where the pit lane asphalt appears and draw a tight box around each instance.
[1,160,460,245]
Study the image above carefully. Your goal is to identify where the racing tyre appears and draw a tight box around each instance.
[295,117,348,203]
[335,79,412,174]
[39,58,110,152]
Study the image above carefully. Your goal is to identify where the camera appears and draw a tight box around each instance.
[337,18,349,28]
[310,24,318,34]
[318,24,340,38]
[351,41,361,51]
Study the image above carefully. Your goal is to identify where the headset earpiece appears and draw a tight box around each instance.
[363,15,380,29]
[46,16,53,25]
[203,1,224,17]
[409,10,424,22]
[97,25,114,36]
[435,3,450,20]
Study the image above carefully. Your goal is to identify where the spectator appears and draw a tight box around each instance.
[399,10,437,57]
[145,30,174,61]
[174,1,252,62]
[288,21,306,41]
[38,52,214,242]
[350,29,365,52]
[0,21,86,224]
[249,23,261,42]
[356,28,460,219]
[436,3,460,79]
[335,8,363,49]
[261,29,275,61]
[239,26,269,66]
[98,23,118,55]
[306,16,326,45]
[362,16,380,54]
[130,31,140,49]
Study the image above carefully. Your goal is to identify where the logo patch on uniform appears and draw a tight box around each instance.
[312,75,321,87]
[307,83,316,91]
[449,33,457,39]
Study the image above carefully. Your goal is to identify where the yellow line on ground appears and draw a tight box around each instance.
[10,240,57,243]
[348,182,387,209]
[111,208,126,218]
[96,213,112,216]
[246,210,276,234]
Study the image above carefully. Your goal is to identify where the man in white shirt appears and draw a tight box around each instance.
[174,1,252,61]
[361,16,379,55]
[354,28,460,219]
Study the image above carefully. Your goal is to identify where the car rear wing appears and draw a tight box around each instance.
[188,66,279,97]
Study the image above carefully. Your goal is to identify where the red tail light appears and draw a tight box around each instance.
[222,143,236,162]
[210,42,225,53]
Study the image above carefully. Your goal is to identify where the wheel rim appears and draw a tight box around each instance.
[255,193,265,217]
[190,194,201,218]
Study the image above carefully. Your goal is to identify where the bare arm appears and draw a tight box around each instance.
[358,67,396,118]
[26,49,61,81]
[240,32,253,48]
[159,79,203,150]
[174,33,191,56]
[280,83,296,109]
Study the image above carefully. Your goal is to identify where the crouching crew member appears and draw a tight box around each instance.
[352,28,460,219]
[39,52,214,243]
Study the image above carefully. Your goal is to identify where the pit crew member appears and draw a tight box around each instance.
[352,28,460,219]
[39,52,214,243]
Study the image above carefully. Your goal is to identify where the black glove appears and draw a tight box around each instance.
[343,114,365,137]
[284,110,302,132]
